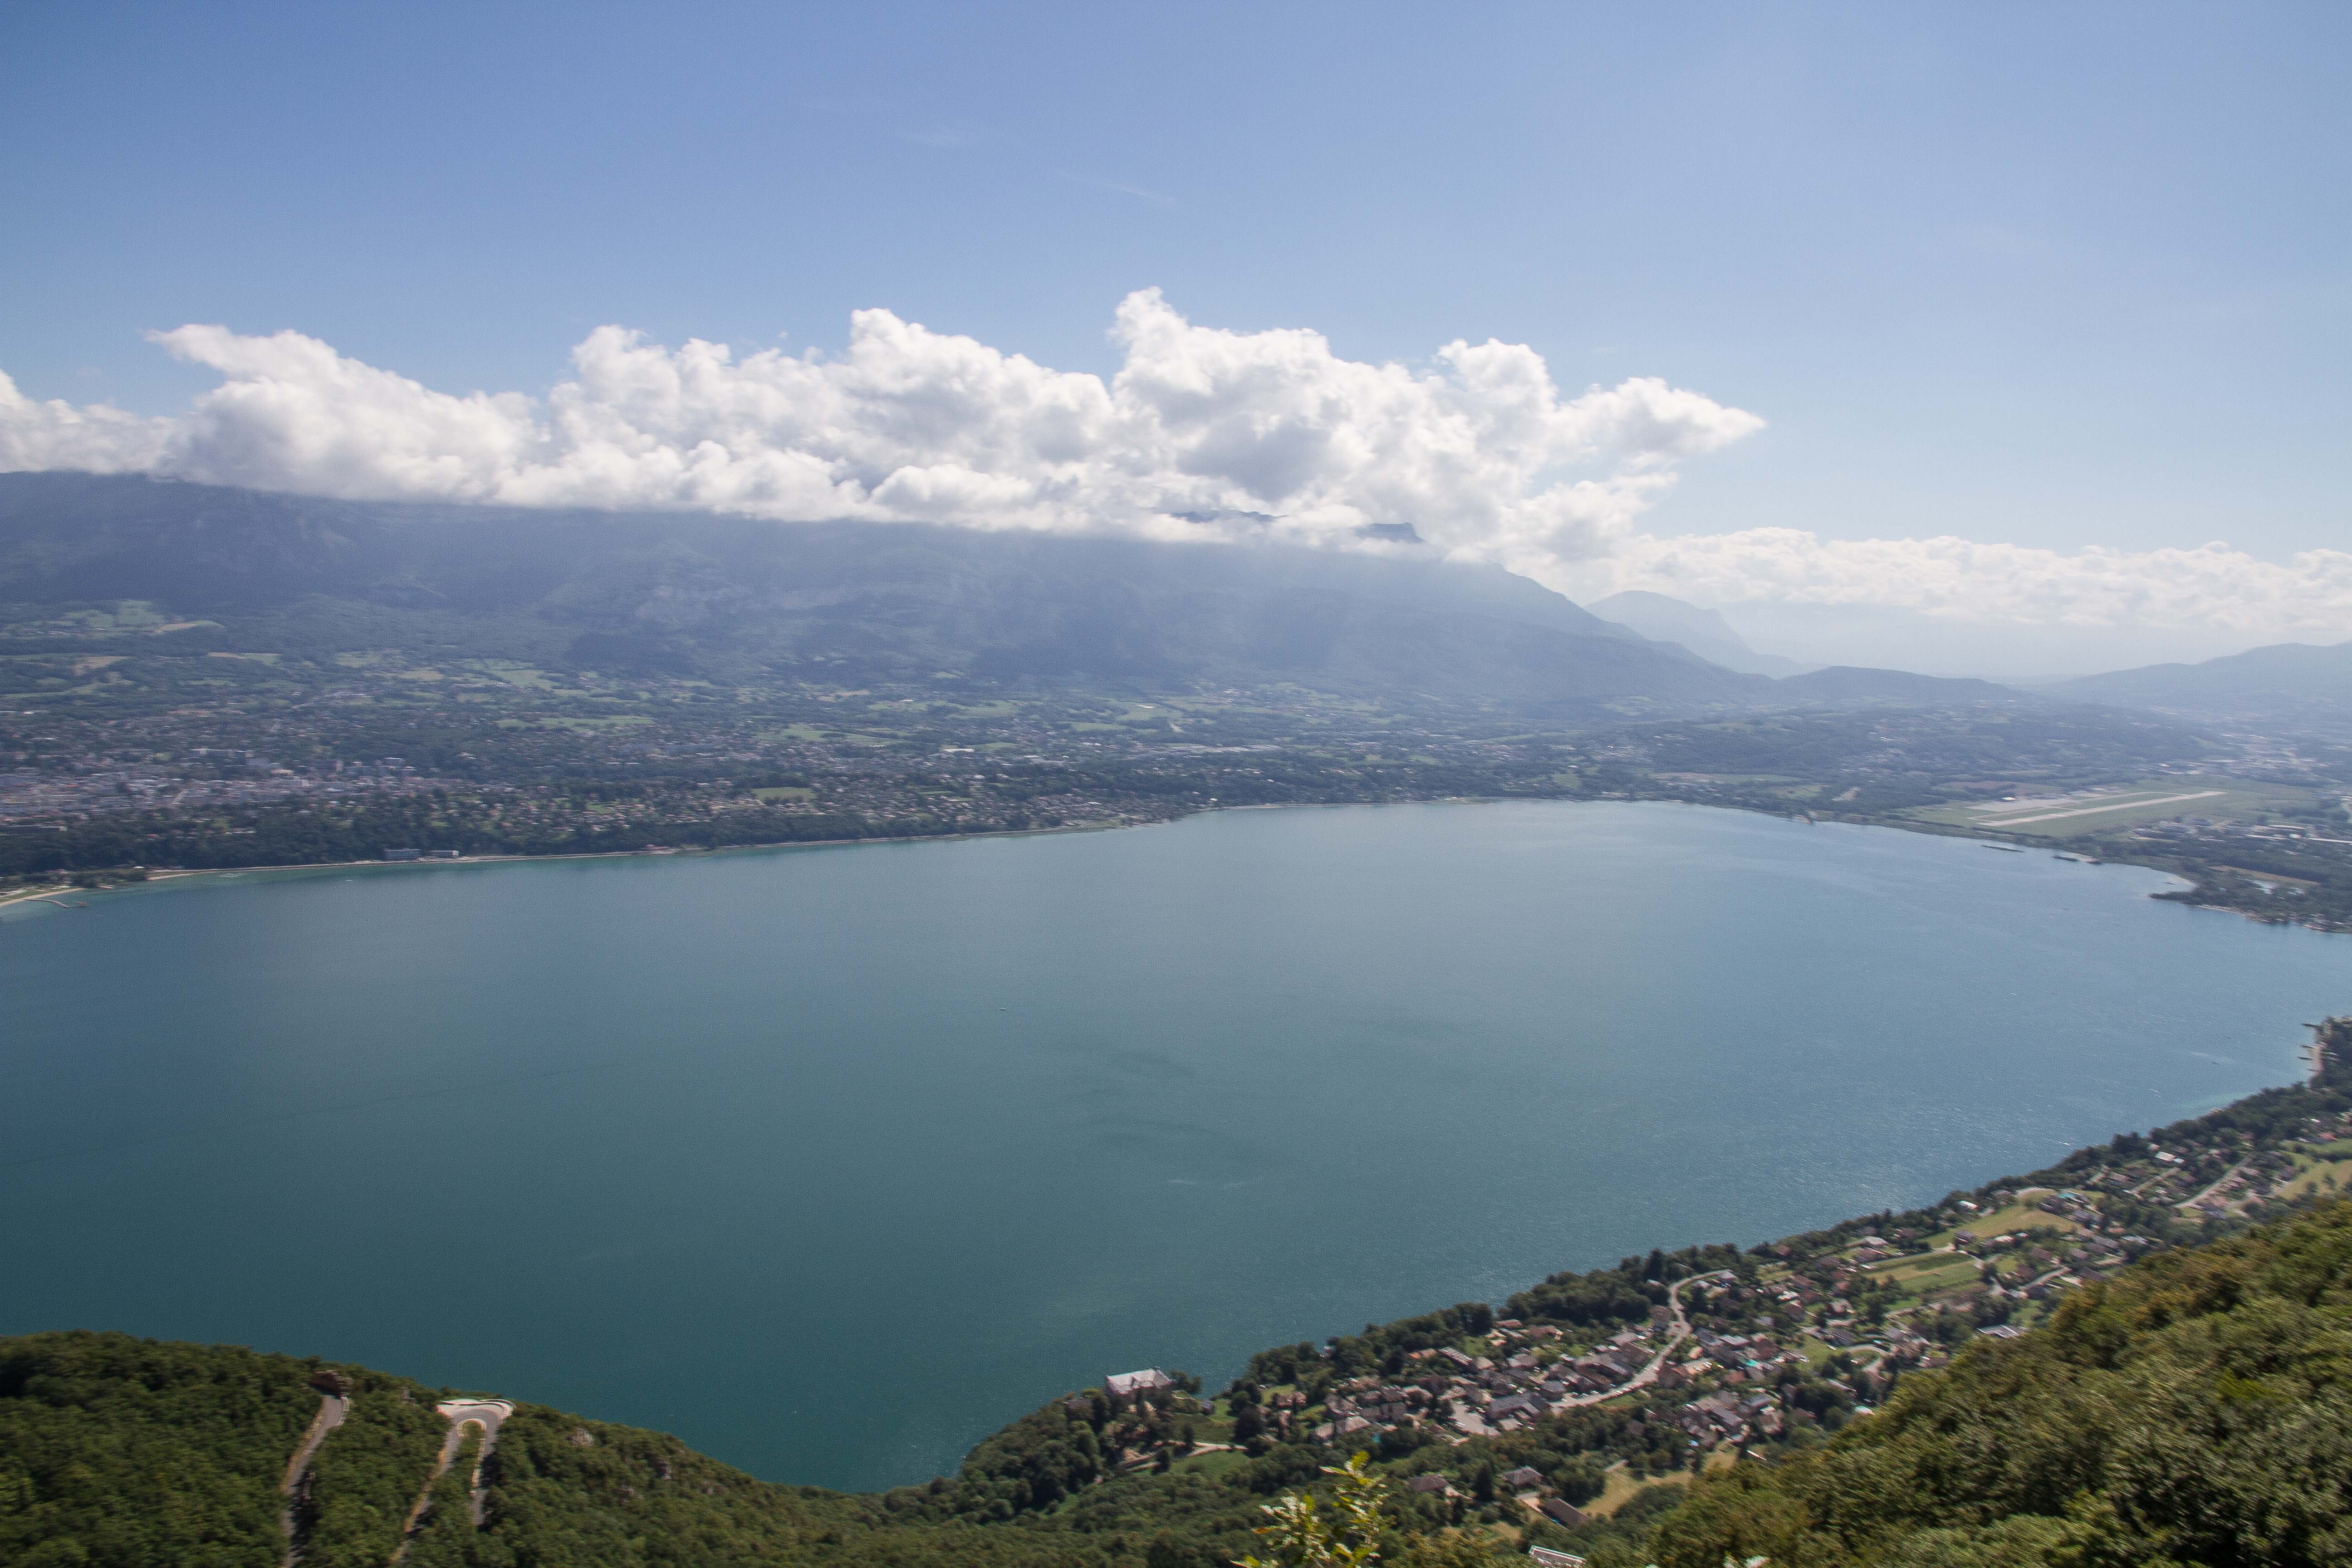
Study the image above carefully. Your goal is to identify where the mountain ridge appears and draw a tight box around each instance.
[0,474,2049,718]
[2047,636,2352,722]
[1586,591,1809,678]
[0,473,1759,715]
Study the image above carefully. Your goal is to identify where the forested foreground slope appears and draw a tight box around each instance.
[10,1039,2352,1568]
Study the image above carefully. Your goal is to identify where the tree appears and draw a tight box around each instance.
[1151,1531,1202,1568]
[1235,1451,1389,1568]
[1548,1457,1605,1506]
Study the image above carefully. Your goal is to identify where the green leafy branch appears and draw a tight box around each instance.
[1237,1451,1392,1568]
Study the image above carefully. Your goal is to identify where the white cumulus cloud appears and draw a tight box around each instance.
[0,291,1759,574]
[6,291,2350,649]
[1586,529,2352,641]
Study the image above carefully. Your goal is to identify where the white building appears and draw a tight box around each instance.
[1105,1368,1174,1398]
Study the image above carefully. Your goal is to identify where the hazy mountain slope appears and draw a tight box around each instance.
[2049,638,2352,721]
[0,473,1760,713]
[1586,590,1809,677]
[1768,665,2021,706]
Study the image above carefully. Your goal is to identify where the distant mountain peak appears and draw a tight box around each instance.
[1586,589,1810,678]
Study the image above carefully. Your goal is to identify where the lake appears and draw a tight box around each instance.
[3,801,2345,1490]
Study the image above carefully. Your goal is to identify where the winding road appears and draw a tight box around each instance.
[278,1387,348,1567]
[2179,1158,2250,1213]
[392,1399,515,1560]
[1444,1267,1730,1435]
[1557,1268,1726,1408]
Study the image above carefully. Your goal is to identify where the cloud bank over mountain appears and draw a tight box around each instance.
[1593,530,2352,642]
[4,291,2348,649]
[0,290,1754,569]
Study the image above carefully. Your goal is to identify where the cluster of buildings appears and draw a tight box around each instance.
[0,753,437,825]
[1676,1389,1785,1444]
[1940,1193,2143,1297]
[1305,1318,1679,1450]
[1223,1048,2352,1544]
[1284,1272,1910,1460]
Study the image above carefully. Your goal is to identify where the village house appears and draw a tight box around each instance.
[1105,1368,1172,1399]
[1312,1414,1374,1444]
[1486,1393,1544,1427]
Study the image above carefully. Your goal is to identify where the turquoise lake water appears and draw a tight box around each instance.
[4,801,2347,1490]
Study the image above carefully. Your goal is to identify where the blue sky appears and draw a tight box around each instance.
[3,2,2347,670]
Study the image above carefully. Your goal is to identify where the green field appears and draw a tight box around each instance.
[1584,1464,1693,1517]
[495,713,656,731]
[1864,1253,1981,1296]
[1915,1196,2084,1249]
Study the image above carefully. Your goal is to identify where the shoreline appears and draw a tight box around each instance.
[0,791,2325,942]
[0,796,1520,910]
[0,812,1181,911]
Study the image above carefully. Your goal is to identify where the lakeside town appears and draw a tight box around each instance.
[11,650,2352,942]
[1028,1033,2352,1556]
